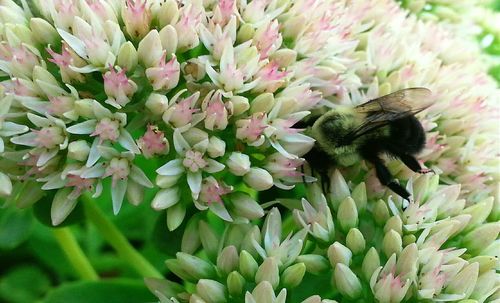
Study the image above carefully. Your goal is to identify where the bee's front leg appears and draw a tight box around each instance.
[368,156,412,201]
[398,154,435,174]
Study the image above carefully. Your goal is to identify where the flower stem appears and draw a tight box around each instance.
[81,193,163,279]
[52,227,99,281]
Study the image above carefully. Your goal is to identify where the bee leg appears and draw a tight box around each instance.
[370,157,412,201]
[399,154,434,174]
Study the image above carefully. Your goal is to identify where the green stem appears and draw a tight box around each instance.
[52,227,99,281]
[81,193,163,279]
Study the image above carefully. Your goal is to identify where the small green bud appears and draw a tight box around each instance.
[255,257,279,289]
[0,172,12,197]
[296,254,330,275]
[176,252,216,280]
[196,279,227,303]
[165,259,196,282]
[239,250,258,280]
[181,215,201,254]
[117,41,138,72]
[329,170,350,210]
[468,256,497,273]
[462,223,500,254]
[30,18,58,45]
[402,234,416,246]
[445,262,479,299]
[337,197,358,231]
[229,95,249,116]
[159,24,178,55]
[383,230,403,257]
[346,228,366,254]
[461,198,494,231]
[67,140,90,161]
[351,182,367,213]
[243,168,273,191]
[282,263,306,288]
[199,220,220,262]
[166,202,186,231]
[227,271,245,297]
[250,92,275,114]
[231,193,265,220]
[236,23,255,43]
[334,264,362,299]
[156,0,179,27]
[396,243,418,281]
[328,242,352,267]
[51,188,77,226]
[217,246,239,275]
[384,216,403,235]
[269,49,297,68]
[138,30,163,68]
[362,247,380,281]
[373,200,390,225]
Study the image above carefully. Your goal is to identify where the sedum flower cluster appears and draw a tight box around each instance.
[147,173,500,303]
[0,0,498,302]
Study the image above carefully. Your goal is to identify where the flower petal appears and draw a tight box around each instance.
[187,171,202,199]
[209,202,233,222]
[118,129,140,154]
[151,187,180,210]
[86,138,101,167]
[10,132,38,147]
[57,28,88,59]
[156,159,184,176]
[67,120,97,134]
[111,178,128,215]
[51,188,78,226]
[204,159,225,173]
[130,165,153,188]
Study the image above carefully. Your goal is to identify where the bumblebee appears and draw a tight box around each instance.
[304,88,434,200]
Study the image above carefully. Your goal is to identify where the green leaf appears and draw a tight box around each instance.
[0,206,34,249]
[0,266,51,303]
[42,279,156,303]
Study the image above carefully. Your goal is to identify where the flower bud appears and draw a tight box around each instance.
[328,242,352,267]
[151,187,180,210]
[462,197,494,231]
[384,216,403,235]
[166,202,186,231]
[217,246,239,275]
[189,294,207,303]
[351,182,367,213]
[255,257,280,289]
[177,252,216,280]
[117,41,138,72]
[373,200,390,225]
[67,140,90,161]
[199,220,219,261]
[250,93,275,114]
[156,0,179,27]
[334,264,362,299]
[397,243,418,281]
[337,197,358,231]
[243,168,273,191]
[181,215,201,254]
[126,180,144,206]
[445,262,479,299]
[165,259,196,282]
[30,18,58,45]
[402,235,416,246]
[462,223,500,254]
[236,23,255,43]
[282,263,306,288]
[229,95,249,116]
[138,30,163,68]
[156,174,181,189]
[227,271,245,297]
[296,254,330,275]
[468,256,497,274]
[50,188,77,226]
[239,250,259,280]
[362,247,380,281]
[159,25,178,55]
[383,230,403,258]
[346,228,366,254]
[329,170,350,210]
[231,193,265,220]
[227,152,250,176]
[74,99,94,118]
[0,172,12,197]
[196,279,227,303]
[205,136,225,159]
[146,93,169,115]
[269,49,297,68]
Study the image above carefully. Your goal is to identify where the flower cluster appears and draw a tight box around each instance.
[147,172,499,302]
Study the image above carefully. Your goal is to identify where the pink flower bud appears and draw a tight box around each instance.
[202,91,228,130]
[145,52,180,91]
[236,113,267,145]
[137,125,169,158]
[91,117,120,143]
[121,0,152,39]
[199,177,232,205]
[103,66,138,108]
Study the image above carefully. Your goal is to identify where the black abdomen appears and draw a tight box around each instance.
[386,116,426,155]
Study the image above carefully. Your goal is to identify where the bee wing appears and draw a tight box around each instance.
[348,88,432,140]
